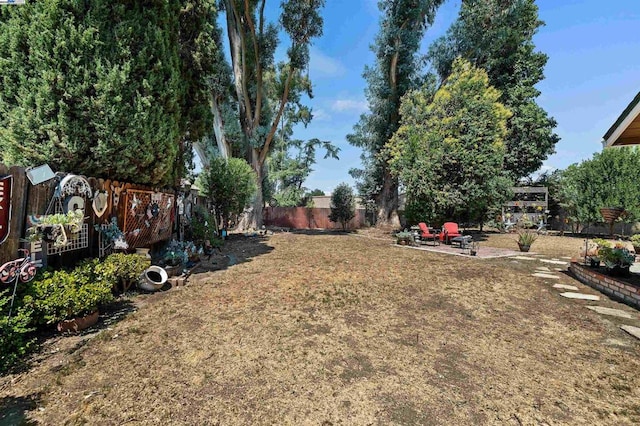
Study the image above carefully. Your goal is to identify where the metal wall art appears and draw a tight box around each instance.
[0,175,13,245]
[123,189,173,247]
[57,174,92,198]
[92,190,109,218]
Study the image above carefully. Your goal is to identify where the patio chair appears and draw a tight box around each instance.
[418,223,439,246]
[439,222,462,244]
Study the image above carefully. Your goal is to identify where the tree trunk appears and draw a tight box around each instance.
[376,167,401,229]
[211,97,230,159]
[237,148,264,230]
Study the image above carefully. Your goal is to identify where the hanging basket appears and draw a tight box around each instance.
[599,207,624,223]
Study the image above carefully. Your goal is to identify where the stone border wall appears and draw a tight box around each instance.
[569,262,640,309]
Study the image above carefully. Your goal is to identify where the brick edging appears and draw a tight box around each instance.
[569,262,640,310]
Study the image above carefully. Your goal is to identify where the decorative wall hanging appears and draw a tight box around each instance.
[123,190,173,248]
[110,184,123,210]
[0,175,13,245]
[64,195,85,213]
[57,174,92,198]
[92,190,109,218]
[0,248,37,318]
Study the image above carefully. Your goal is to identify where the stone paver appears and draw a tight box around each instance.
[560,292,600,301]
[532,272,560,279]
[586,306,634,319]
[553,284,579,291]
[620,325,640,340]
[512,256,537,260]
[539,259,569,265]
[535,266,551,272]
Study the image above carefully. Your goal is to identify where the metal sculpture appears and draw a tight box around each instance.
[0,249,37,317]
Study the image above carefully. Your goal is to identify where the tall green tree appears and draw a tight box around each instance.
[558,147,640,229]
[348,0,445,228]
[387,58,512,224]
[429,0,558,180]
[220,0,325,229]
[0,1,219,186]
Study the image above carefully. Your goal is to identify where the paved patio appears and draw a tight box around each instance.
[395,242,525,259]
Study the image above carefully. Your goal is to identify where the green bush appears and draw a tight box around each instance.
[96,253,150,292]
[631,234,640,248]
[25,260,115,325]
[329,183,356,231]
[0,289,34,373]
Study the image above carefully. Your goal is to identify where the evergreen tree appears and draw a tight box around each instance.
[0,1,219,186]
[387,58,512,224]
[329,183,356,231]
[348,0,444,228]
[429,0,558,180]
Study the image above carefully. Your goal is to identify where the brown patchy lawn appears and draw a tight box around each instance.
[2,232,640,425]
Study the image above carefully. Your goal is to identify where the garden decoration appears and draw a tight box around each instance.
[95,217,128,257]
[63,195,85,214]
[27,209,84,248]
[600,207,624,237]
[92,190,109,218]
[0,175,13,245]
[57,174,92,198]
[139,265,168,292]
[110,183,123,210]
[0,249,37,318]
[395,231,413,245]
[123,190,173,248]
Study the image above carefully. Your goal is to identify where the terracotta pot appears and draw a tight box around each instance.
[57,310,99,333]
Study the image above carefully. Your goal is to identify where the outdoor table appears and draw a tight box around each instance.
[451,235,473,251]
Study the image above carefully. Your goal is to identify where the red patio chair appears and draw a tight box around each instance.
[418,222,439,245]
[439,222,462,243]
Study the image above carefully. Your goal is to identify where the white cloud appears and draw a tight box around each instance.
[312,108,331,121]
[331,99,369,114]
[309,49,346,77]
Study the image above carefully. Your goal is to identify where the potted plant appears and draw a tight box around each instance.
[24,259,115,332]
[395,231,413,246]
[516,230,537,252]
[631,234,640,256]
[597,242,634,276]
[586,238,612,267]
[27,209,85,248]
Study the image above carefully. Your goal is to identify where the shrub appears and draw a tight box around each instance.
[631,234,640,248]
[329,183,356,231]
[25,260,115,325]
[0,289,34,373]
[96,253,150,292]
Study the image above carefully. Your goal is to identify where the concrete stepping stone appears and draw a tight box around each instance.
[532,272,560,279]
[561,256,572,260]
[560,292,600,301]
[539,259,569,265]
[587,306,634,319]
[512,256,537,260]
[553,284,579,291]
[621,325,640,340]
[535,266,551,272]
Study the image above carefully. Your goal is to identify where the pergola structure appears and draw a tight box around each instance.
[603,91,640,148]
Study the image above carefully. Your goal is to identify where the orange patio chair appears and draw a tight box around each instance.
[418,222,439,245]
[439,222,462,243]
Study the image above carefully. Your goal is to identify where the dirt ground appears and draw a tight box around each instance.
[1,231,640,425]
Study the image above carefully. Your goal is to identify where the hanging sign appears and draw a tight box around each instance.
[0,175,13,245]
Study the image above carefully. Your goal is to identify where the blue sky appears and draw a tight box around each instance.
[255,0,640,193]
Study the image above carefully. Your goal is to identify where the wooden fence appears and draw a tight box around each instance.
[0,164,200,268]
[264,207,366,230]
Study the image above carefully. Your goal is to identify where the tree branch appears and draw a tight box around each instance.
[229,0,253,124]
[259,66,295,166]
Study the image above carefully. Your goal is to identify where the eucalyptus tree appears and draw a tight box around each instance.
[429,0,558,180]
[348,0,444,228]
[220,0,325,228]
[387,58,512,224]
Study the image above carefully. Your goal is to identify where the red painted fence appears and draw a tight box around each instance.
[264,207,366,230]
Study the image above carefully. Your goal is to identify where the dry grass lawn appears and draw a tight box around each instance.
[1,231,640,425]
